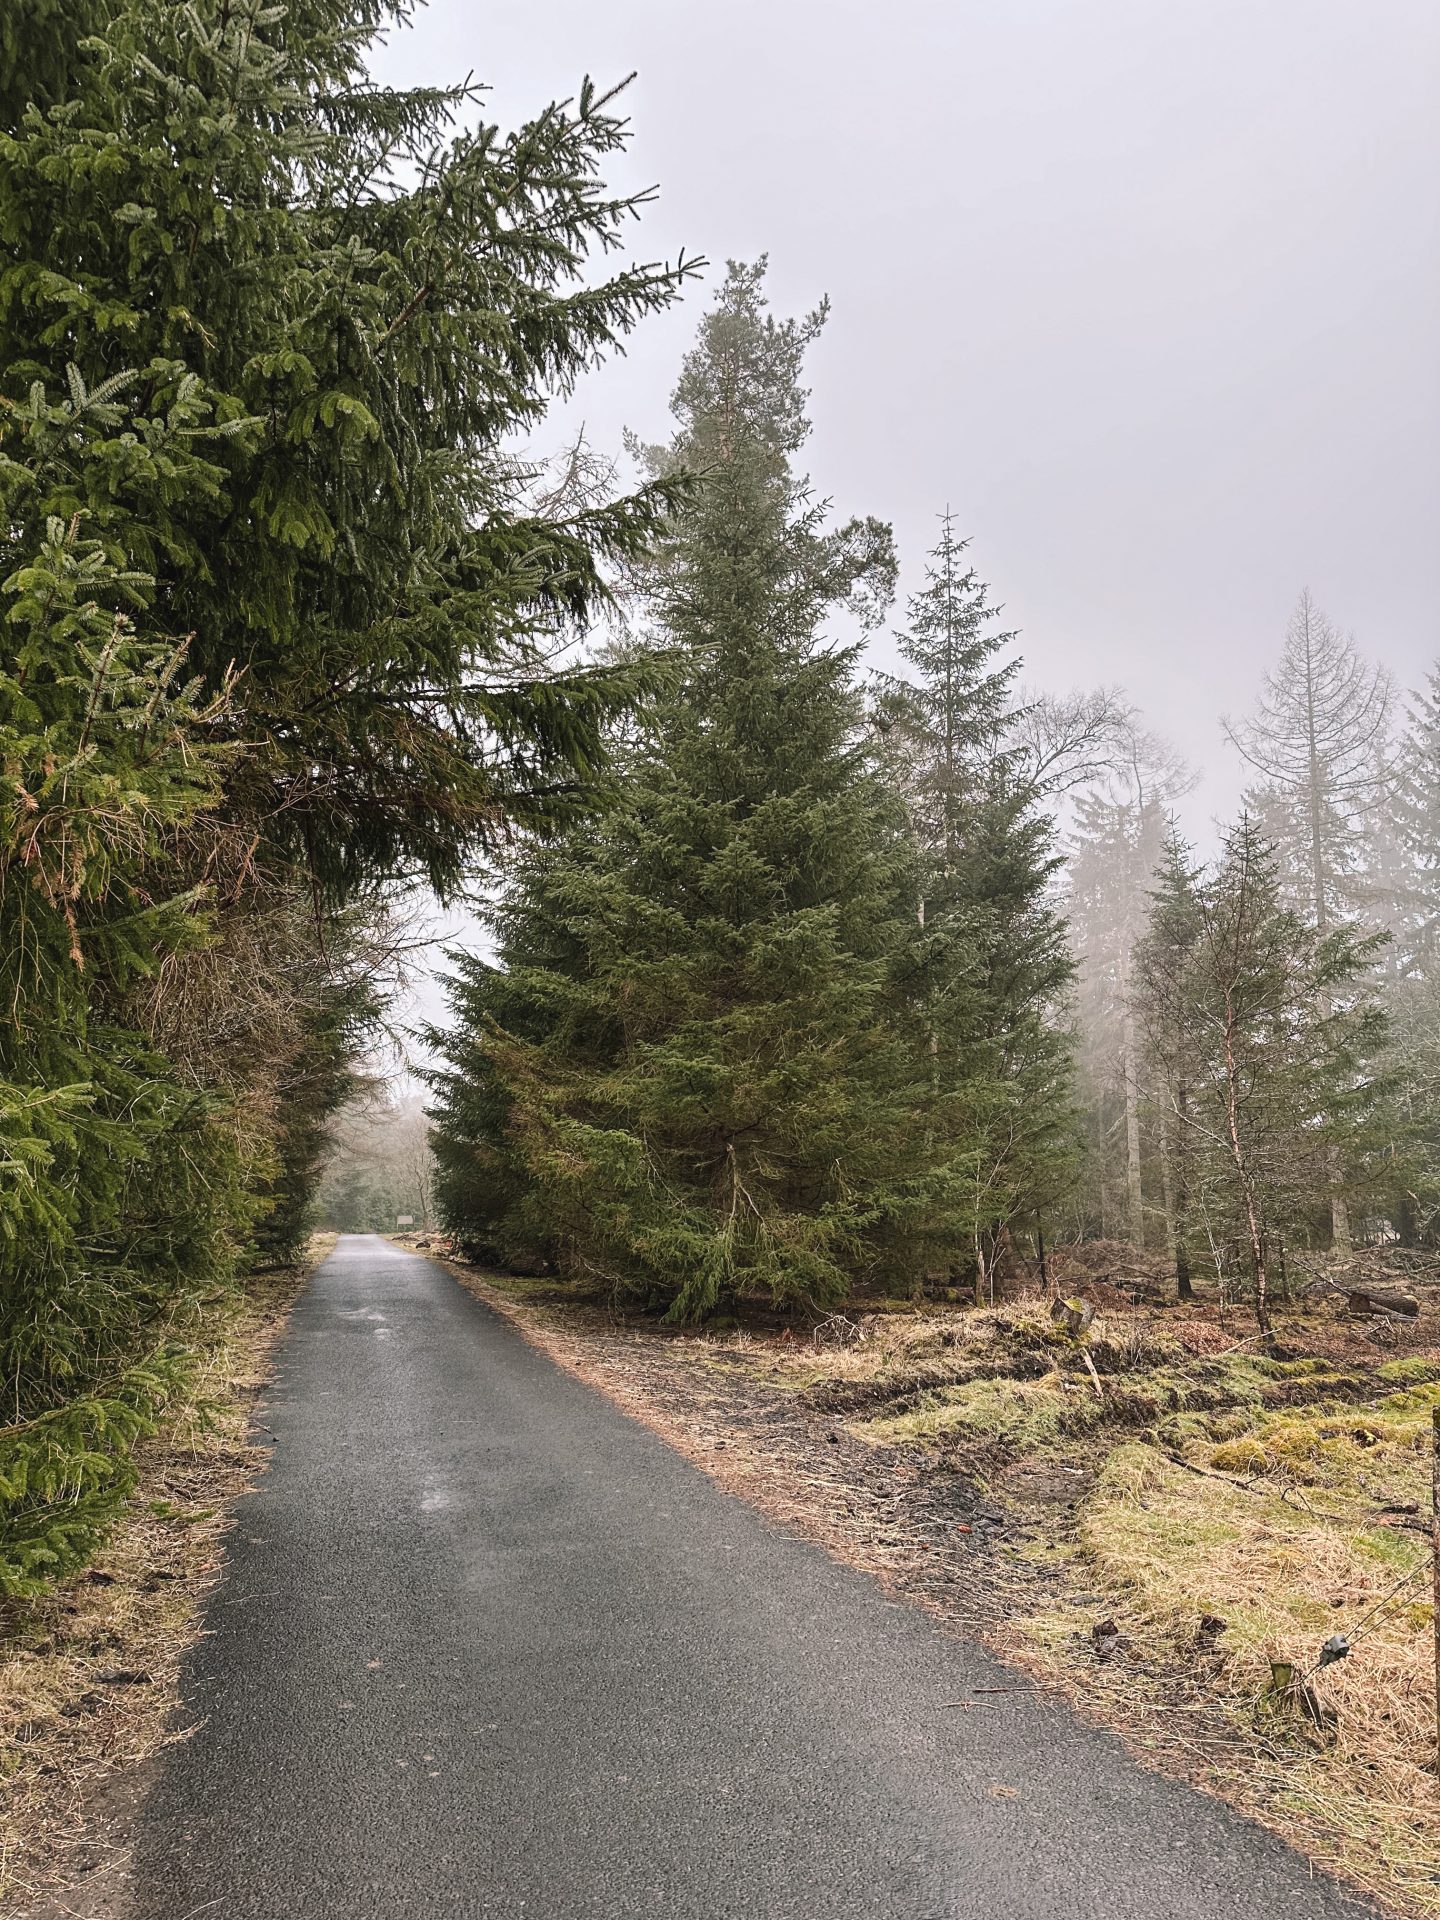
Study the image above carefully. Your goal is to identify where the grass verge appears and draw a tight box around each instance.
[0,1239,326,1917]
[816,1297,1440,1914]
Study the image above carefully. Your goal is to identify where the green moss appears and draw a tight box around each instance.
[1207,1407,1256,1440]
[1155,1410,1215,1447]
[1379,1380,1440,1413]
[862,1372,1094,1451]
[1375,1356,1440,1386]
[1253,1355,1335,1379]
[1201,1355,1281,1403]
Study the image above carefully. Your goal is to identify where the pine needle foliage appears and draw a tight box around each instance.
[1134,819,1390,1329]
[432,263,942,1320]
[1,1,697,1588]
[2,0,699,896]
[875,522,1075,1288]
[0,483,246,1594]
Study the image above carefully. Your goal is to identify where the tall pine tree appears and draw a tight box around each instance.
[433,262,934,1319]
[875,521,1073,1297]
[1135,819,1388,1332]
[1133,826,1206,1299]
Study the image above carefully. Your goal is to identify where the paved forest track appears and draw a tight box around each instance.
[107,1237,1375,1918]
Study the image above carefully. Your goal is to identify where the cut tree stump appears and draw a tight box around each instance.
[1263,1659,1337,1744]
[1050,1296,1096,1338]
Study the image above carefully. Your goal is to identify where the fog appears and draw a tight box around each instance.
[372,0,1439,834]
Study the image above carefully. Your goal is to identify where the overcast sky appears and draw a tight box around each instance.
[373,0,1439,835]
[371,1,1439,1053]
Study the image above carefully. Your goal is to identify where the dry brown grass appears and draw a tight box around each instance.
[1003,1437,1440,1912]
[0,1246,319,1918]
[818,1293,1440,1913]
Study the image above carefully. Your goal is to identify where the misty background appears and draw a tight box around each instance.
[368,0,1440,1054]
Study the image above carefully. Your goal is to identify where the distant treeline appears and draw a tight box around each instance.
[316,1097,435,1235]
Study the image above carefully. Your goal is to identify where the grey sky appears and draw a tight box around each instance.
[374,0,1439,837]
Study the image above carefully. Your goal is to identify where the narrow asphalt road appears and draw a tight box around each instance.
[123,1235,1373,1919]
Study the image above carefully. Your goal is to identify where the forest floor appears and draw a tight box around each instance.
[409,1235,1440,1920]
[0,1239,327,1917]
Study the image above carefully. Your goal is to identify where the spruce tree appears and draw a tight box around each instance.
[1133,826,1206,1298]
[1386,670,1440,970]
[1,0,696,1588]
[1224,591,1392,935]
[875,523,1073,1296]
[875,515,1020,872]
[1064,729,1192,1245]
[3,1,697,895]
[1365,671,1440,1239]
[1138,819,1388,1333]
[433,263,927,1319]
[0,500,243,1593]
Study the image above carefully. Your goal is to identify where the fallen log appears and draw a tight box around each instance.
[1345,1286,1420,1320]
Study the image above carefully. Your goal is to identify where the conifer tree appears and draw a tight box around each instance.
[1064,728,1191,1245]
[3,0,697,895]
[1,0,696,1587]
[428,832,610,1274]
[875,516,1020,874]
[1362,671,1440,1240]
[1385,670,1440,971]
[875,523,1073,1296]
[1224,594,1393,1253]
[433,263,929,1319]
[0,497,243,1593]
[1224,591,1392,935]
[1136,819,1387,1334]
[1133,827,1206,1298]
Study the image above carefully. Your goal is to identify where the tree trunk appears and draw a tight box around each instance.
[1346,1285,1419,1320]
[1396,1187,1420,1250]
[1121,1003,1144,1248]
[1301,618,1353,1258]
[1160,1114,1196,1304]
[1174,1082,1194,1301]
[1330,1166,1352,1255]
[1222,987,1271,1338]
[1159,1116,1176,1267]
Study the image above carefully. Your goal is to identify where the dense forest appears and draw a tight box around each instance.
[2,0,1434,1600]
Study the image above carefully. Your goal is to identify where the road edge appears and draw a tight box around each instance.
[0,1248,325,1919]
